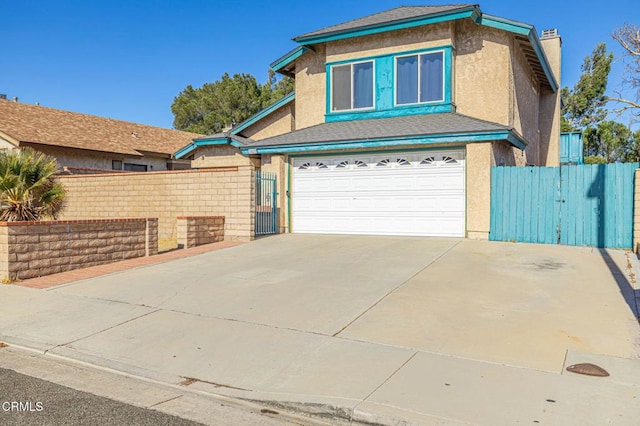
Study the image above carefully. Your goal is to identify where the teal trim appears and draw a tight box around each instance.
[480,15,531,35]
[326,46,454,120]
[242,130,525,155]
[325,46,453,67]
[270,47,308,72]
[294,7,479,45]
[174,139,227,159]
[480,15,558,92]
[174,137,244,159]
[289,145,466,159]
[325,103,454,122]
[231,92,295,135]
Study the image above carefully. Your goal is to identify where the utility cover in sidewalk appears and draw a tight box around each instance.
[566,363,609,377]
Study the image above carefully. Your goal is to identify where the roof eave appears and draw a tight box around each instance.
[241,129,528,155]
[480,14,558,92]
[293,5,481,45]
[230,92,295,136]
[174,136,246,160]
[270,47,308,74]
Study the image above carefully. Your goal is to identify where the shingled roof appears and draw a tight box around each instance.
[0,100,201,157]
[294,5,476,40]
[245,113,519,148]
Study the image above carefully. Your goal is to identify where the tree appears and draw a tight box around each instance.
[583,120,633,163]
[561,43,613,131]
[0,148,66,221]
[172,71,295,135]
[609,23,640,122]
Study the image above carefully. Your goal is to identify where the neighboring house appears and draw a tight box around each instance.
[175,4,562,240]
[0,98,196,173]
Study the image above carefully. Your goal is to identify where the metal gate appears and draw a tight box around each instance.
[255,171,278,235]
[490,163,637,248]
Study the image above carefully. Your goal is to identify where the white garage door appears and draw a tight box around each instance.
[291,150,465,237]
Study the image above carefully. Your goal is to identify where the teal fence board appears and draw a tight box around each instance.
[490,163,637,248]
[560,132,584,164]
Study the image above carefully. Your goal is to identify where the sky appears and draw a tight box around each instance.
[1,0,637,129]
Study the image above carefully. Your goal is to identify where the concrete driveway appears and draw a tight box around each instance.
[1,235,639,424]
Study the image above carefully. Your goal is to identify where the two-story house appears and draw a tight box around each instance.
[175,4,561,240]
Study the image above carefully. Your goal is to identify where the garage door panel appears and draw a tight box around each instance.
[292,150,465,237]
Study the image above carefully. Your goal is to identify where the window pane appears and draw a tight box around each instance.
[420,52,444,102]
[396,55,418,104]
[332,65,351,111]
[353,61,373,109]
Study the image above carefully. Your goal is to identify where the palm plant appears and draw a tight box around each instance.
[0,148,66,221]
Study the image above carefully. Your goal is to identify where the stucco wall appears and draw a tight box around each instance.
[295,44,327,130]
[190,145,259,169]
[25,144,170,172]
[466,142,493,239]
[454,20,511,126]
[539,36,562,166]
[492,140,522,166]
[260,154,288,233]
[241,102,295,141]
[0,136,16,150]
[58,168,255,249]
[510,37,540,165]
[325,22,453,62]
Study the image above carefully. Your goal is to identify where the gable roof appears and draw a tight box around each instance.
[173,131,252,159]
[0,100,201,157]
[275,4,557,91]
[241,113,527,154]
[294,5,477,41]
[230,92,295,136]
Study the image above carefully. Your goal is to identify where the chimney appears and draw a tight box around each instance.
[0,94,6,100]
[541,29,558,39]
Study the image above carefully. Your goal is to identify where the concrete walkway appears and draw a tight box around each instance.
[1,235,639,425]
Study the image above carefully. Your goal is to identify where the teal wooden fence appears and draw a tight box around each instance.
[560,132,584,164]
[490,163,637,248]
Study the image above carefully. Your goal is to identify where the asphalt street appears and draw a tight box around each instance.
[0,367,204,426]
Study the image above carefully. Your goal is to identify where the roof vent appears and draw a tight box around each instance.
[12,96,18,102]
[0,94,6,100]
[541,29,558,39]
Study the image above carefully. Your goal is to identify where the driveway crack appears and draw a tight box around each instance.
[333,240,462,337]
[350,351,419,422]
[44,309,161,354]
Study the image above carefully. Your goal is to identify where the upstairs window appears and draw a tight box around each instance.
[331,61,374,111]
[396,51,444,105]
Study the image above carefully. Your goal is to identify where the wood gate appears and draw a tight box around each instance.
[490,163,637,248]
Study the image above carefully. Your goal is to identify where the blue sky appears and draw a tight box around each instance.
[2,0,636,129]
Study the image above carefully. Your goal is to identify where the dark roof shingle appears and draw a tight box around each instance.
[294,5,476,40]
[245,113,513,148]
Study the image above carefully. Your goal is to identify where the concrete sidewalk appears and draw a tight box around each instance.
[1,235,639,424]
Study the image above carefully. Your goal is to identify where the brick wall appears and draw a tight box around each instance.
[0,218,158,281]
[57,167,255,250]
[177,216,224,249]
[635,170,640,253]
